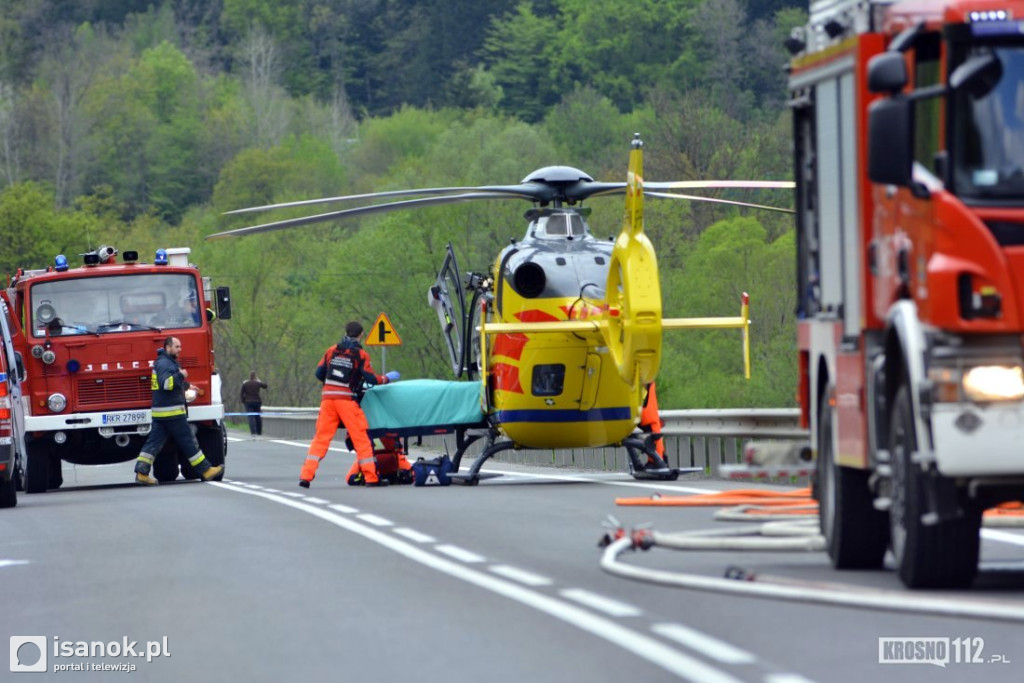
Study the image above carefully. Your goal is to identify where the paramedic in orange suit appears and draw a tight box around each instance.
[346,435,414,485]
[639,382,665,460]
[299,321,400,488]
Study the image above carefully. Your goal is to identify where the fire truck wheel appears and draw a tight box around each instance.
[195,423,226,480]
[48,456,63,490]
[817,401,887,569]
[0,470,16,508]
[24,441,50,494]
[153,451,181,483]
[889,385,981,588]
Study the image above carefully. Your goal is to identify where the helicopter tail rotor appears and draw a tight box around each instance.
[606,134,663,387]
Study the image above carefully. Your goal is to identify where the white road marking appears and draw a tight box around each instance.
[303,497,330,505]
[393,528,436,543]
[560,588,642,618]
[764,675,817,683]
[0,559,30,569]
[652,623,756,664]
[211,482,744,683]
[489,565,553,587]
[328,504,359,514]
[270,440,310,449]
[279,491,305,498]
[356,513,393,527]
[436,544,486,563]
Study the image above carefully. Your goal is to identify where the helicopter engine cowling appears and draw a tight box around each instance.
[512,262,546,299]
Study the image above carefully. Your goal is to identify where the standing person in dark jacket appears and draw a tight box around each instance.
[240,371,268,435]
[299,321,400,488]
[134,336,224,485]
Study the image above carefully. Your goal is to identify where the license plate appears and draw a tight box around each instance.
[101,412,148,425]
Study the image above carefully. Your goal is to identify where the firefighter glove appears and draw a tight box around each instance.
[385,371,401,382]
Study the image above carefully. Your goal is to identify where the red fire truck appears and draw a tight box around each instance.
[790,0,1024,587]
[2,245,231,494]
[0,295,27,508]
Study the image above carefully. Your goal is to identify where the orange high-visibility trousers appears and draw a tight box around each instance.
[301,397,379,483]
[640,383,665,459]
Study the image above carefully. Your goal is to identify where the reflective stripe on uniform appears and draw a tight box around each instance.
[163,376,175,391]
[152,404,186,418]
[357,455,376,464]
[305,454,322,462]
[138,453,155,464]
[188,452,207,466]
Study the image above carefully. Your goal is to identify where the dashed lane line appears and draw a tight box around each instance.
[560,588,643,618]
[393,528,436,544]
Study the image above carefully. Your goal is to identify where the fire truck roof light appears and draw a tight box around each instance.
[122,250,138,262]
[154,249,168,265]
[968,10,1010,22]
[54,254,69,272]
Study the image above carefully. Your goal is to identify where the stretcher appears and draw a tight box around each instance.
[359,379,498,481]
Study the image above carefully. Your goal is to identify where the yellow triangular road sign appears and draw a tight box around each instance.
[365,312,402,346]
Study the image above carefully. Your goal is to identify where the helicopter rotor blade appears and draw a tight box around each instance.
[208,191,534,240]
[645,180,795,191]
[646,191,795,214]
[577,180,795,201]
[224,185,549,215]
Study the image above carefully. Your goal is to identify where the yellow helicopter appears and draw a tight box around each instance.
[210,135,792,483]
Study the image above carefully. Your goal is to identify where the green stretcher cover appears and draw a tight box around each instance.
[360,379,486,437]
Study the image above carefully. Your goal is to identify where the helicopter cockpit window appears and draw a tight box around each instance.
[536,213,585,238]
[532,363,565,397]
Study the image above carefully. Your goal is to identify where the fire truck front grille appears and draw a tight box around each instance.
[77,376,151,407]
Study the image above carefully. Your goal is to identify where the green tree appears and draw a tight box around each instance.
[659,215,796,408]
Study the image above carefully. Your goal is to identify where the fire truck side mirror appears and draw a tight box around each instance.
[215,286,232,320]
[867,97,913,187]
[867,52,907,94]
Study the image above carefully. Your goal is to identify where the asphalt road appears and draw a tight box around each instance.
[3,430,1023,682]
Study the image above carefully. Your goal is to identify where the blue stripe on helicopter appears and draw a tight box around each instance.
[496,407,632,423]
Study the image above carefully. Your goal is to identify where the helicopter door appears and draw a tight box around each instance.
[429,243,467,377]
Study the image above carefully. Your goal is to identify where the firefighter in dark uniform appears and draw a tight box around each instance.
[300,321,400,488]
[134,336,224,485]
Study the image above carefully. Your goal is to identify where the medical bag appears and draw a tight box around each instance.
[412,455,453,486]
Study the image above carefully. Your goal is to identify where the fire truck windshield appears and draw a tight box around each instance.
[952,45,1024,200]
[31,273,201,337]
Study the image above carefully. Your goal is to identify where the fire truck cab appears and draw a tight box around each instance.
[3,246,230,493]
[790,0,1024,587]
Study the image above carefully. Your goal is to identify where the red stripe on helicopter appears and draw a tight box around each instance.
[490,362,524,394]
[560,302,608,320]
[491,333,528,361]
[490,309,561,362]
[516,309,561,323]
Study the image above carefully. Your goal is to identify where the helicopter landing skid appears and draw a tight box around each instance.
[623,434,700,481]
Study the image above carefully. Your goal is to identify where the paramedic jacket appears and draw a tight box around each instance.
[151,348,190,419]
[315,337,388,401]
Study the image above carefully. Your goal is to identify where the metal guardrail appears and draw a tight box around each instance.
[235,406,808,477]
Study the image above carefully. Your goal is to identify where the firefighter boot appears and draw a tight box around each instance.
[135,472,158,486]
[201,465,224,481]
